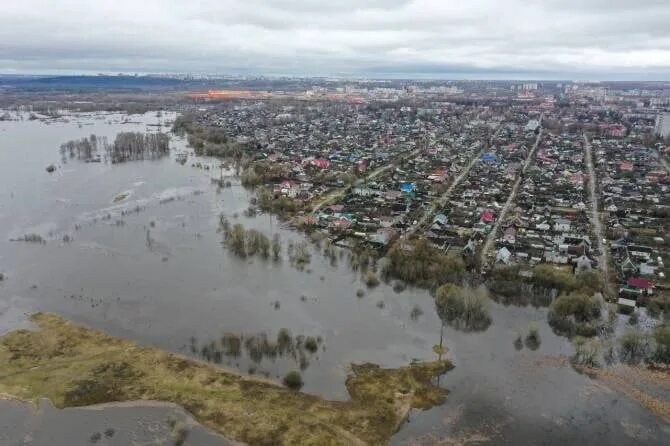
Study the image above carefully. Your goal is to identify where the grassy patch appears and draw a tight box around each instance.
[0,313,452,446]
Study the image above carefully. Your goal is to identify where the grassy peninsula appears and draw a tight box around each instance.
[0,313,452,445]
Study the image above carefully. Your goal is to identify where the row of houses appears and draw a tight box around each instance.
[295,113,499,247]
[593,136,669,310]
[489,131,596,270]
[425,117,539,252]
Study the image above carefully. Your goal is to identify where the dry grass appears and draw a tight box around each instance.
[0,313,453,445]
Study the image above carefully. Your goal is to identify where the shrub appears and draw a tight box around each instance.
[652,325,670,364]
[618,330,652,364]
[282,371,304,390]
[571,336,601,367]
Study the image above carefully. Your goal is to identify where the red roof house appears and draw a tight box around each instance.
[480,210,495,224]
[619,162,634,172]
[627,277,654,291]
[310,159,330,169]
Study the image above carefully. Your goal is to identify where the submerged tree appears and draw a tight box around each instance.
[227,224,247,257]
[434,284,492,332]
[271,234,282,261]
[59,134,102,161]
[108,132,170,163]
[548,292,602,338]
[524,324,541,351]
[384,238,465,288]
[60,132,169,163]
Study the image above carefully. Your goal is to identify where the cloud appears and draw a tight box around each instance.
[0,0,669,79]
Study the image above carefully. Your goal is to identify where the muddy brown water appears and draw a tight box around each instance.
[0,112,667,445]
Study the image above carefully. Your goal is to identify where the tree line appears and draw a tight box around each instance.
[59,132,170,163]
[172,113,247,158]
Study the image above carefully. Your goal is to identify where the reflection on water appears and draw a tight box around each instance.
[0,399,230,446]
[0,112,667,445]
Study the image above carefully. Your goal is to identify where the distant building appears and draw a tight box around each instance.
[600,123,626,138]
[525,119,540,132]
[655,111,670,138]
[496,247,512,264]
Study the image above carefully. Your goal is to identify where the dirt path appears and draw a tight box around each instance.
[405,144,488,237]
[310,147,421,213]
[479,125,543,267]
[583,134,609,291]
[406,124,504,237]
[654,149,670,174]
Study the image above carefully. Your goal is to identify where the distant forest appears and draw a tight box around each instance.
[59,132,170,163]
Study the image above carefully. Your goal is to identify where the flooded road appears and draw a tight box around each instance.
[0,112,667,445]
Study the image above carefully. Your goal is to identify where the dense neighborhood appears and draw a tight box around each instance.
[173,81,670,321]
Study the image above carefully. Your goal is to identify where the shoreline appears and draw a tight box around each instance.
[0,312,453,445]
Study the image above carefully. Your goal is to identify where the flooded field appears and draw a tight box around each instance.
[0,112,667,445]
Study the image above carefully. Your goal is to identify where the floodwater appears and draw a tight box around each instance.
[0,399,230,445]
[0,112,667,445]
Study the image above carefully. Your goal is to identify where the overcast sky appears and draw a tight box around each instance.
[1,0,669,79]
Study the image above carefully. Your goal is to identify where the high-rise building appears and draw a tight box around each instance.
[656,112,670,138]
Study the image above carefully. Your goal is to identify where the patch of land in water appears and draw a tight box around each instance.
[111,190,131,203]
[0,313,452,445]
